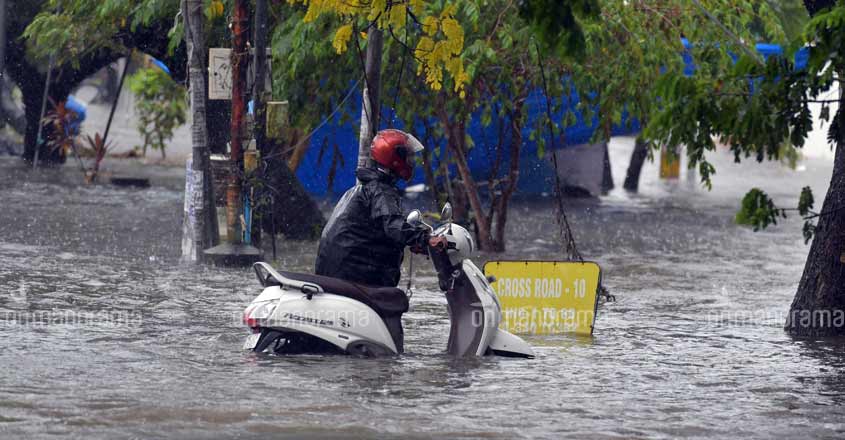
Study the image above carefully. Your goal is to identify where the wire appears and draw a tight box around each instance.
[260,77,362,162]
[534,41,583,263]
[389,10,411,128]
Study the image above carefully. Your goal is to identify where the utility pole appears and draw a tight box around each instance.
[227,0,248,246]
[203,0,261,265]
[252,0,269,157]
[250,0,268,247]
[357,27,383,173]
[180,0,218,262]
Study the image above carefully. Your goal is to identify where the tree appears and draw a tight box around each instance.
[20,1,327,242]
[17,0,187,164]
[388,0,565,252]
[292,0,469,95]
[519,1,808,193]
[634,0,844,335]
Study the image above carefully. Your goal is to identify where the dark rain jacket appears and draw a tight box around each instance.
[314,168,429,287]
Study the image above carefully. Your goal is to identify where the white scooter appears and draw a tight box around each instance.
[242,203,534,358]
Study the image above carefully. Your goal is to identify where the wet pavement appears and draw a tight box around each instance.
[1,137,844,439]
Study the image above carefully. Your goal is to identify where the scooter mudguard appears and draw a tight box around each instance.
[487,328,535,358]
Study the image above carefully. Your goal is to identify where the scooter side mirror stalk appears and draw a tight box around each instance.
[407,209,433,231]
[441,202,453,223]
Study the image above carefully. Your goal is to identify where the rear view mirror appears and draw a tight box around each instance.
[441,203,453,223]
[406,210,422,225]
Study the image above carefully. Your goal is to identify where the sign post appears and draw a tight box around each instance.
[484,261,602,336]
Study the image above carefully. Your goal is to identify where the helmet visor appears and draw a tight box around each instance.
[404,133,423,181]
[404,133,424,153]
[404,150,416,181]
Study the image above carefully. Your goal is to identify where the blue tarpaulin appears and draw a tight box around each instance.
[293,42,806,197]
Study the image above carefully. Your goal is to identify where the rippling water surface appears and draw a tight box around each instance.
[1,141,844,439]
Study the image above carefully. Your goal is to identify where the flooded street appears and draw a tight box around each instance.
[2,138,845,439]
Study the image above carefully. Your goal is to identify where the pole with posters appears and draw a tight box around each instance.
[180,0,218,263]
[203,0,261,265]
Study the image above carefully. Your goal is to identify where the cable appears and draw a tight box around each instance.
[260,77,362,162]
[534,41,583,262]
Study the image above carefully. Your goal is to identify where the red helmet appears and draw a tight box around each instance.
[370,129,424,181]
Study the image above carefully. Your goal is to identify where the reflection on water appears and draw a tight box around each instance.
[1,140,845,439]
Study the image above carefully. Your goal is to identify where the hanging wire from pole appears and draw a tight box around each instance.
[351,15,382,137]
[259,77,361,162]
[389,8,411,128]
[32,53,55,169]
[535,42,615,303]
[534,42,582,262]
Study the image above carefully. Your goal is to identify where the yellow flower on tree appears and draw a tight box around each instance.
[290,0,468,97]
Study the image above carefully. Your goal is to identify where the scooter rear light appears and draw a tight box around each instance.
[243,301,278,329]
[244,316,260,329]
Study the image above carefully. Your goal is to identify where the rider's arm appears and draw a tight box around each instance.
[382,215,429,248]
[370,188,428,248]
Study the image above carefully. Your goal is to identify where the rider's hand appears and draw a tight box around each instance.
[428,236,448,250]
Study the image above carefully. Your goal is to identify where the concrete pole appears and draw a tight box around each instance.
[180,0,218,262]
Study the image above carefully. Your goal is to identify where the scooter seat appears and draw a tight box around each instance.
[278,271,409,318]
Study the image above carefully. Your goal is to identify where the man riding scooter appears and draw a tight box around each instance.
[243,129,534,358]
[314,129,445,352]
[315,128,441,286]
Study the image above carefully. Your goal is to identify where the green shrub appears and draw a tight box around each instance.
[127,67,187,158]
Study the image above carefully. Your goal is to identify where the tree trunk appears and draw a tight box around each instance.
[785,118,845,336]
[357,28,383,172]
[442,113,494,251]
[180,0,218,262]
[258,159,325,240]
[601,141,614,194]
[623,136,650,192]
[490,98,525,252]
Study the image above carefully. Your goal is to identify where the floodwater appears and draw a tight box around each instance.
[1,139,844,439]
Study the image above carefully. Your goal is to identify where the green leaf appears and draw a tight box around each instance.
[798,186,814,217]
[736,188,782,231]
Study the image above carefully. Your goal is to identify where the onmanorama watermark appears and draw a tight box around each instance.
[235,308,374,329]
[2,309,144,327]
[492,307,845,331]
[698,308,845,328]
[496,307,596,333]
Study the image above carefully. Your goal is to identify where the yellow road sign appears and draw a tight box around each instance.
[660,145,681,179]
[483,261,601,336]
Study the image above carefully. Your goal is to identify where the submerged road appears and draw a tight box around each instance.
[0,138,843,439]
